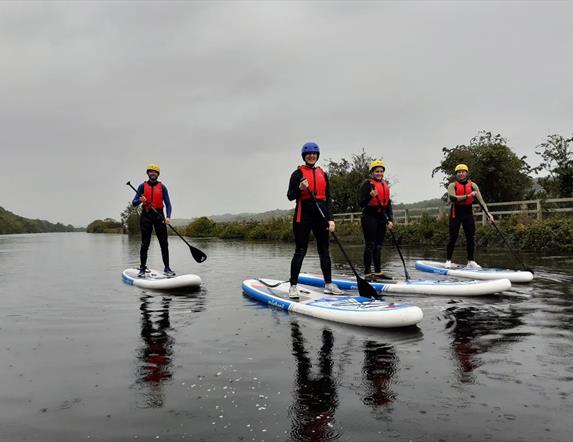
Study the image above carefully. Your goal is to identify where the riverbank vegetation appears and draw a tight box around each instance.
[0,206,75,234]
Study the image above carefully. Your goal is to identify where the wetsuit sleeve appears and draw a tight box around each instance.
[472,182,488,212]
[385,199,394,223]
[324,173,333,221]
[162,184,172,218]
[358,180,372,208]
[447,182,469,202]
[132,183,145,206]
[287,169,303,201]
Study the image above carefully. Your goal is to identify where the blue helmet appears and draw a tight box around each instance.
[301,142,320,159]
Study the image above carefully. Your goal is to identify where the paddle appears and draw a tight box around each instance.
[371,188,411,280]
[305,187,381,299]
[126,181,207,263]
[474,197,533,273]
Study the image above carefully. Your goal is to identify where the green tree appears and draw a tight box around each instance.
[325,149,376,213]
[120,202,141,235]
[432,131,533,202]
[185,216,217,237]
[86,218,122,233]
[533,134,573,198]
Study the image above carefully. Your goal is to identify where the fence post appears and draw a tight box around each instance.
[405,209,409,226]
[350,213,354,223]
[536,200,542,221]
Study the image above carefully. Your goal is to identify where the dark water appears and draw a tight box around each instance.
[1,233,572,442]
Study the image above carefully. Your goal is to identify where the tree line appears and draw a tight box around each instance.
[0,206,75,235]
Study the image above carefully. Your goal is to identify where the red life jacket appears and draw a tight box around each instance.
[296,165,327,222]
[368,179,390,211]
[450,180,473,218]
[143,181,164,211]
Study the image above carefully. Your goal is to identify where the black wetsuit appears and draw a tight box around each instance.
[446,203,475,261]
[287,168,333,286]
[358,180,394,274]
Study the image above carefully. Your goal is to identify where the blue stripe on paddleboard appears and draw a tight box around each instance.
[242,282,293,311]
[414,261,449,275]
[122,274,134,285]
[298,274,388,292]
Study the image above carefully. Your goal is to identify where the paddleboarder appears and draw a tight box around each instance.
[358,160,394,279]
[132,163,176,277]
[287,142,343,299]
[446,163,493,269]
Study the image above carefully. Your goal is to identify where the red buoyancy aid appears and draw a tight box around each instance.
[454,180,473,205]
[450,180,473,219]
[368,179,390,211]
[296,165,327,223]
[143,181,164,211]
[298,165,327,201]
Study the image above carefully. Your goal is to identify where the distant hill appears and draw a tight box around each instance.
[393,198,446,209]
[171,208,293,227]
[0,206,76,234]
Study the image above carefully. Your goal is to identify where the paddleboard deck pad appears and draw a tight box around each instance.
[415,260,533,283]
[298,273,511,296]
[122,268,202,290]
[242,279,423,328]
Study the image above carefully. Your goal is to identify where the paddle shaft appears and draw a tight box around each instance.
[304,185,380,298]
[371,187,410,280]
[126,181,207,263]
[474,197,531,272]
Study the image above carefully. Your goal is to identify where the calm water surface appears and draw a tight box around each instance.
[0,233,572,441]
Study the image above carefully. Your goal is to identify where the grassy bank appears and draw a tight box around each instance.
[183,214,573,252]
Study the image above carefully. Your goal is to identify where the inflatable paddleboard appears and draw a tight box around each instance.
[298,273,511,296]
[242,279,423,328]
[415,260,533,283]
[122,268,202,290]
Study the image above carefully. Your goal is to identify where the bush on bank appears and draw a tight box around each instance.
[184,213,573,252]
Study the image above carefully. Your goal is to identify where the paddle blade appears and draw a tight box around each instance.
[189,245,207,263]
[356,275,381,299]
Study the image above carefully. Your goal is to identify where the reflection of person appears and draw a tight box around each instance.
[446,164,493,269]
[446,305,524,384]
[289,321,338,441]
[362,341,398,407]
[358,160,394,279]
[132,163,175,277]
[287,142,342,299]
[136,296,174,408]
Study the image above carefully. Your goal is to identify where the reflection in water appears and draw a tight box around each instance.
[362,341,398,408]
[135,295,174,408]
[444,304,528,383]
[289,321,339,442]
[134,291,205,408]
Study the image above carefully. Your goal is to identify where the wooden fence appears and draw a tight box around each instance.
[333,197,573,225]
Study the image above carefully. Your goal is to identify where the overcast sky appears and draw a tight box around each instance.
[1,1,572,226]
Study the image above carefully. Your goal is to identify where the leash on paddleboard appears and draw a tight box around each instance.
[372,187,411,281]
[306,188,381,299]
[126,181,207,263]
[474,198,533,274]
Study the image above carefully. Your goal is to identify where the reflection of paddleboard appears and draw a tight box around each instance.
[122,268,201,290]
[415,260,533,283]
[242,279,423,328]
[298,273,511,296]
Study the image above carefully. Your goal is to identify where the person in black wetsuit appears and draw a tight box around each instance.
[445,163,493,269]
[358,160,394,279]
[287,142,343,299]
[132,163,175,277]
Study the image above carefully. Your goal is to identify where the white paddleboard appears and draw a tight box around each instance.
[242,279,423,328]
[415,260,533,283]
[298,273,511,296]
[122,268,202,290]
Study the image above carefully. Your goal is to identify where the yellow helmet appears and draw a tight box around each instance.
[146,163,161,174]
[369,160,386,172]
[455,163,469,172]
